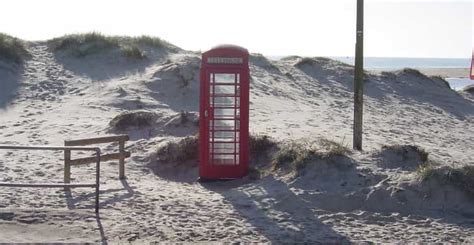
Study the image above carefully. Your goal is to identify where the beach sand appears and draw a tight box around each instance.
[0,42,473,243]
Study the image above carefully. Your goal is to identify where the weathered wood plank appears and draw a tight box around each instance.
[64,135,129,146]
[70,152,130,166]
[0,182,96,188]
[0,145,100,152]
[64,149,71,183]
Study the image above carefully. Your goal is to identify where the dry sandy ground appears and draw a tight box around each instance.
[0,42,474,243]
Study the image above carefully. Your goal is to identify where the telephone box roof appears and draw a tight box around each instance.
[206,44,249,55]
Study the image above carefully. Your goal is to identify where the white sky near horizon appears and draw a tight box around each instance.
[0,0,472,58]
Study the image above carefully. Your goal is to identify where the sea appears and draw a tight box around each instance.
[331,57,470,70]
[335,57,472,90]
[269,56,473,90]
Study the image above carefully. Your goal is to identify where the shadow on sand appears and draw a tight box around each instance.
[200,152,474,242]
[202,175,351,243]
[53,52,151,81]
[147,159,199,184]
[64,179,135,243]
[0,64,23,109]
[95,212,107,244]
[65,179,135,210]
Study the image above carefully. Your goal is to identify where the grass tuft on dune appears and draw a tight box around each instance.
[156,136,199,163]
[249,134,277,155]
[121,45,146,59]
[0,33,30,64]
[47,32,176,59]
[417,163,474,196]
[48,32,118,57]
[400,68,427,78]
[273,138,350,171]
[381,144,429,163]
[109,110,158,130]
[294,56,352,69]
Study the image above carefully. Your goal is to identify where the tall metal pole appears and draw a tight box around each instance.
[353,0,364,150]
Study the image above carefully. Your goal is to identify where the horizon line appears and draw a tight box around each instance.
[265,55,472,60]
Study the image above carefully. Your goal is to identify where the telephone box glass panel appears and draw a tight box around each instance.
[209,73,240,165]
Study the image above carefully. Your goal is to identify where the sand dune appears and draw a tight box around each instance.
[0,36,473,243]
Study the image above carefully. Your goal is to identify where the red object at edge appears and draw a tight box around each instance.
[470,52,474,80]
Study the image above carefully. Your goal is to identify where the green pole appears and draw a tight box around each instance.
[353,0,364,150]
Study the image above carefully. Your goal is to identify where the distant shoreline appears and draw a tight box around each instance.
[368,68,469,78]
[269,56,471,78]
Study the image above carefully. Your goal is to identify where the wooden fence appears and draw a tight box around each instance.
[64,135,130,182]
[0,145,101,213]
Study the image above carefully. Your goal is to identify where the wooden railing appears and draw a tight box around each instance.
[0,145,101,213]
[64,135,130,182]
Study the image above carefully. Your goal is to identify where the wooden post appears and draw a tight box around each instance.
[353,0,364,151]
[119,140,125,179]
[64,149,71,183]
[95,150,100,213]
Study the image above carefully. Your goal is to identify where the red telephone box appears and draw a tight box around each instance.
[199,45,250,180]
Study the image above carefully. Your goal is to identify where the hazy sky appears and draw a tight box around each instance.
[1,0,472,58]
